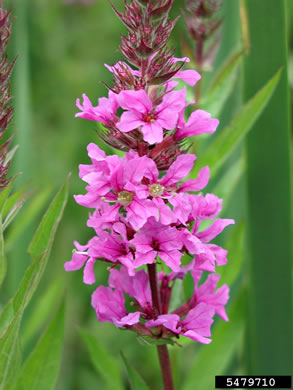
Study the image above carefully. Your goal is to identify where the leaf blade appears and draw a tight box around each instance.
[193,69,281,179]
[79,328,123,390]
[28,174,70,259]
[121,352,150,390]
[14,301,65,390]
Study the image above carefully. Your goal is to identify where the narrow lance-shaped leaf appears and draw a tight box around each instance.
[14,301,65,390]
[2,200,24,232]
[0,177,69,336]
[5,188,51,250]
[192,69,281,179]
[28,174,70,259]
[22,278,62,346]
[79,328,124,390]
[121,352,150,390]
[0,317,22,390]
[200,49,243,118]
[2,180,30,219]
[0,175,19,215]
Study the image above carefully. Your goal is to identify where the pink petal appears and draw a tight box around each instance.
[83,258,96,284]
[183,330,212,344]
[117,89,152,113]
[156,89,186,114]
[114,312,141,327]
[141,122,163,145]
[64,252,87,271]
[146,314,180,333]
[117,111,143,133]
[179,166,210,192]
[152,197,176,225]
[159,250,182,272]
[197,219,235,242]
[169,194,192,225]
[160,154,196,186]
[87,143,106,161]
[134,250,157,268]
[173,69,201,86]
[156,109,178,130]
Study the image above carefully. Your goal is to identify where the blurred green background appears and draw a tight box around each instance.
[1,0,292,389]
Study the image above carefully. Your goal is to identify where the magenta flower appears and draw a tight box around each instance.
[130,218,183,271]
[116,89,186,144]
[76,91,119,125]
[64,240,97,284]
[91,286,141,328]
[193,272,229,321]
[175,109,219,140]
[109,266,152,311]
[171,57,201,87]
[146,303,215,344]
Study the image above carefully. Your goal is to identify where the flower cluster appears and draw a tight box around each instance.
[65,143,233,343]
[0,6,15,188]
[76,59,217,169]
[66,0,233,345]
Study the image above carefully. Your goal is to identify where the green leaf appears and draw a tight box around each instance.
[0,216,6,288]
[5,188,51,250]
[200,50,243,118]
[0,177,69,336]
[217,221,245,286]
[121,352,150,390]
[0,251,49,335]
[79,328,123,390]
[28,174,70,259]
[2,181,30,220]
[0,303,14,339]
[0,317,22,390]
[193,69,281,179]
[0,176,19,215]
[22,278,63,346]
[2,200,24,232]
[136,335,175,347]
[212,155,244,213]
[14,301,65,390]
[183,289,245,390]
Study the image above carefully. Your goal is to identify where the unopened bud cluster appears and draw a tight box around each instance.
[66,0,233,346]
[184,0,222,70]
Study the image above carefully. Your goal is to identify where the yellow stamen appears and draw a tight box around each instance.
[149,183,164,197]
[117,190,133,206]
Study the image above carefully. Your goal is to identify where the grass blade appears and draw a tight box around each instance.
[243,0,293,374]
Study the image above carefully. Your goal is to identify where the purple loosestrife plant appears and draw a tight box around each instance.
[66,1,233,388]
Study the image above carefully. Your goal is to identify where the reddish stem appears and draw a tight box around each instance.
[147,264,174,390]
